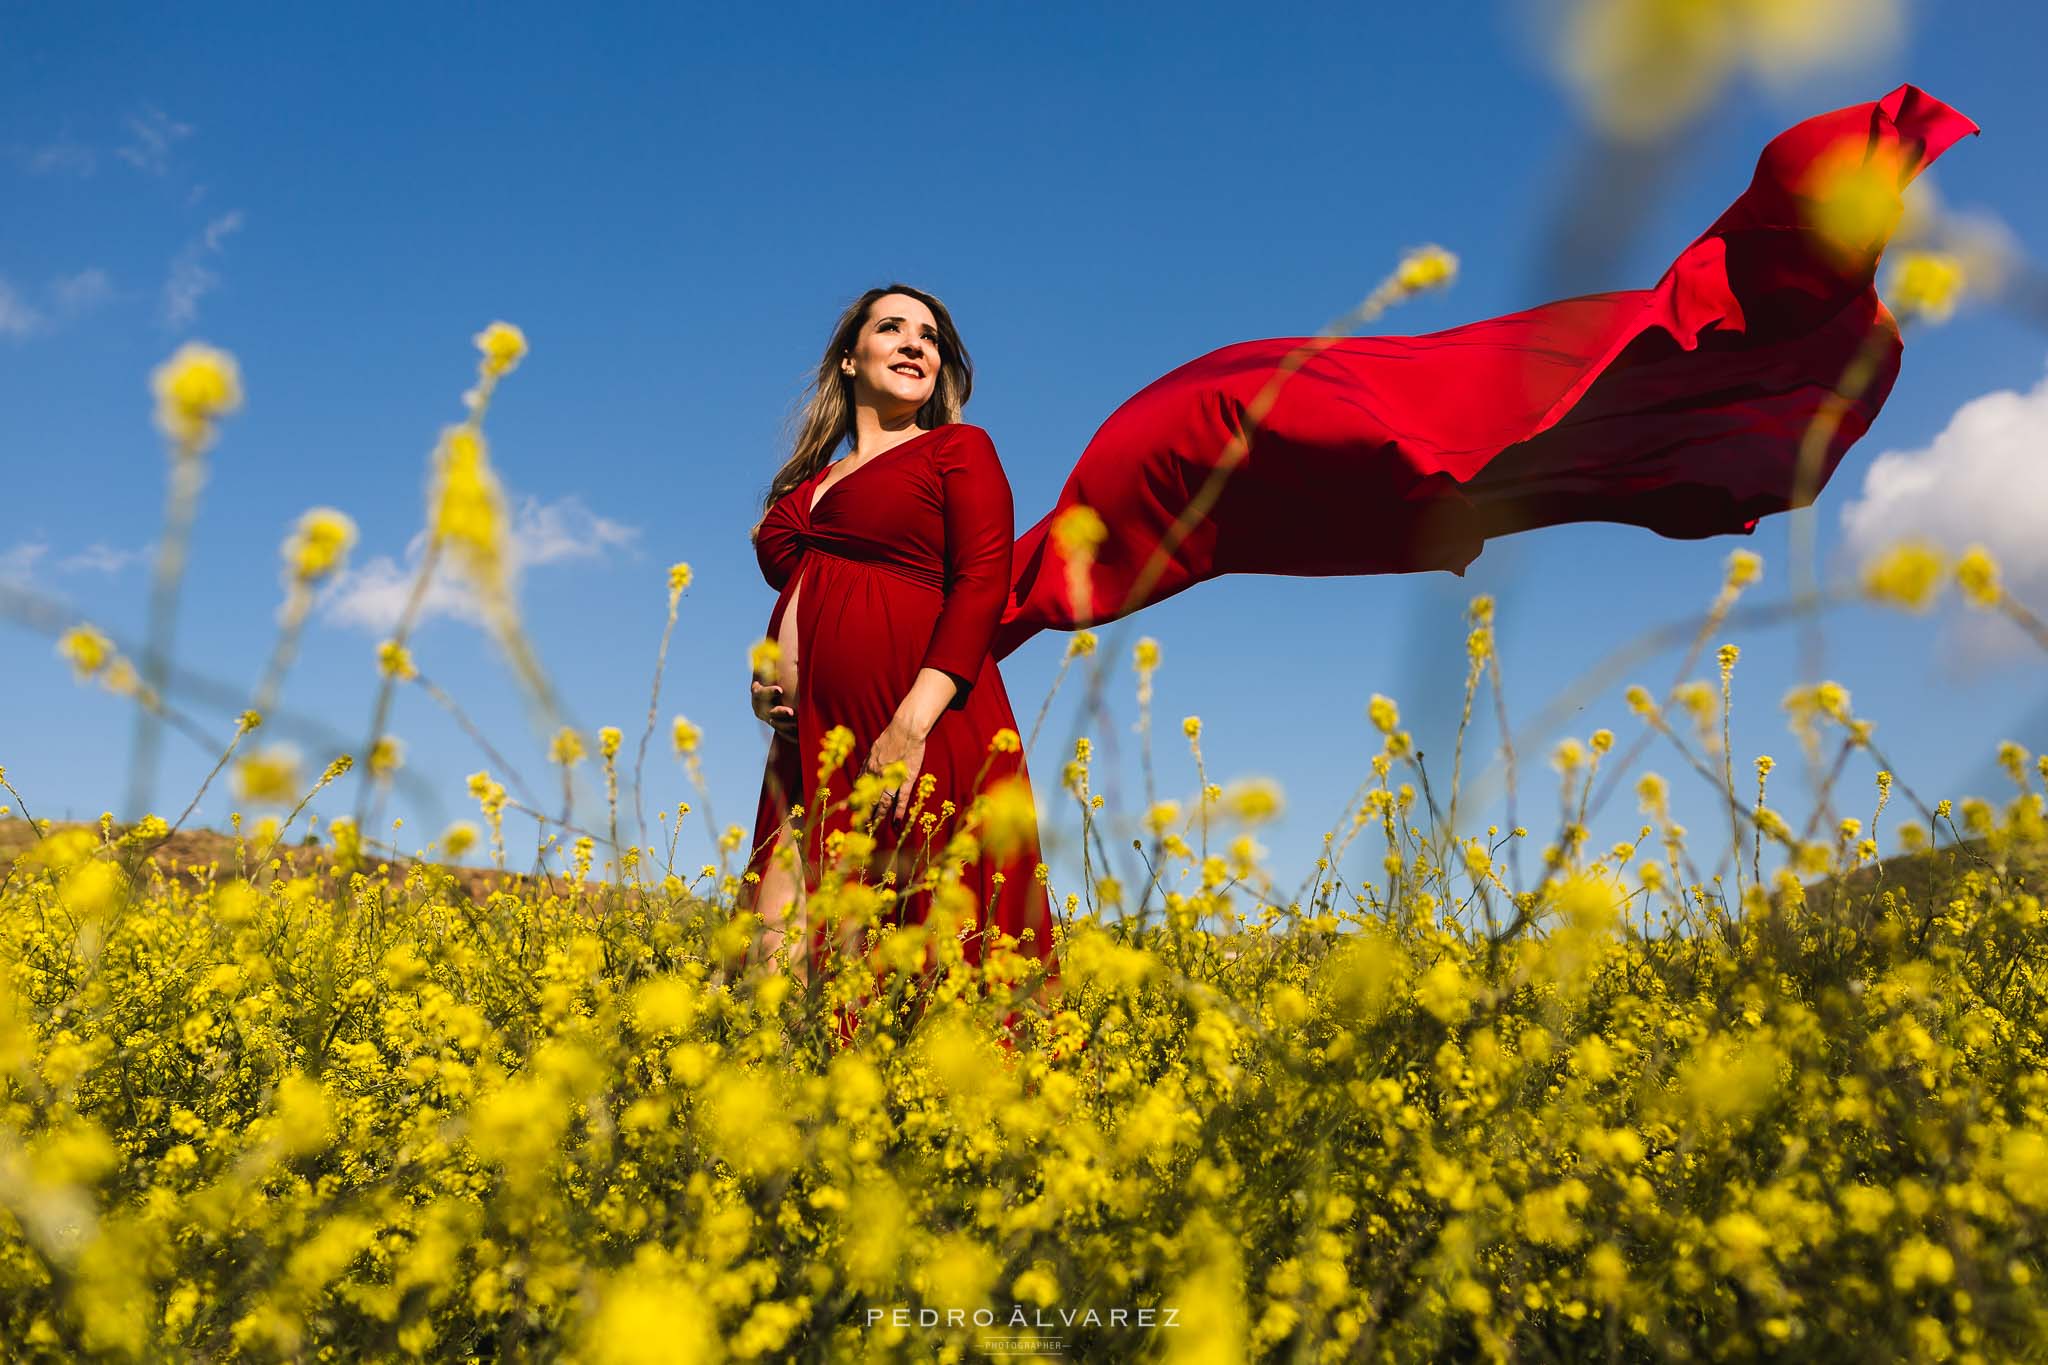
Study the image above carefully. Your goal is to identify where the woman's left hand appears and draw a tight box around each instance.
[863,716,927,822]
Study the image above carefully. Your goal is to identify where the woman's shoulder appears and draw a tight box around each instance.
[933,421,999,458]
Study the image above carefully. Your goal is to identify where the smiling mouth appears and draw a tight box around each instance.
[890,364,923,378]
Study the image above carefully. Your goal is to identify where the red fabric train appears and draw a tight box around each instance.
[990,83,1979,663]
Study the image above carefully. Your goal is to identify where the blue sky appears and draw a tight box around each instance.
[4,2,2046,912]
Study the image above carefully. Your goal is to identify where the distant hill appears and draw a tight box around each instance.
[0,817,609,904]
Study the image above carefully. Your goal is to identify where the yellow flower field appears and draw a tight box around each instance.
[3,325,2046,1364]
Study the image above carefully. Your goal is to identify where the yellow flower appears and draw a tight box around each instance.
[473,321,528,378]
[599,726,622,760]
[1415,957,1473,1025]
[1800,133,1913,264]
[101,657,143,698]
[1522,1179,1589,1247]
[1588,1244,1628,1304]
[1133,637,1161,672]
[1051,504,1107,558]
[430,425,507,590]
[584,1264,716,1365]
[1013,1265,1060,1310]
[671,716,701,756]
[1221,778,1284,825]
[667,561,692,606]
[1067,630,1098,658]
[441,822,479,857]
[1955,544,2002,607]
[1862,540,1947,611]
[1891,1238,1956,1292]
[748,637,781,683]
[467,771,507,817]
[1724,548,1763,591]
[233,746,302,806]
[1395,244,1458,292]
[1146,800,1183,835]
[283,507,357,583]
[1466,625,1493,665]
[368,735,405,779]
[968,776,1037,861]
[1711,1211,1772,1272]
[1368,694,1400,735]
[1672,681,1716,727]
[1885,250,1965,325]
[57,624,114,680]
[549,727,586,767]
[264,1073,332,1158]
[918,1232,1001,1312]
[150,341,243,448]
[376,639,417,680]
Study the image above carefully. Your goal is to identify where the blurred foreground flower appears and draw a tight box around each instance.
[1541,0,1904,143]
[1862,540,1947,612]
[150,341,243,452]
[283,507,358,584]
[1884,249,1967,325]
[232,746,302,806]
[1394,244,1458,294]
[56,624,114,681]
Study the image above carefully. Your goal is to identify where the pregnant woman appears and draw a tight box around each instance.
[741,84,1974,1024]
[744,285,1056,1007]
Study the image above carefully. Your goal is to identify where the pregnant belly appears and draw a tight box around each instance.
[774,554,944,732]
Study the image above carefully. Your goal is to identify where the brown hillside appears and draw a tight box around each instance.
[0,817,608,904]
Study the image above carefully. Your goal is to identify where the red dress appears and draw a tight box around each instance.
[745,423,1058,987]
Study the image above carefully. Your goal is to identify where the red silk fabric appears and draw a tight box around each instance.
[990,84,1978,663]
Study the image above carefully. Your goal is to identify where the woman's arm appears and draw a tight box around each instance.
[866,429,1015,820]
[890,667,960,740]
[904,428,1014,731]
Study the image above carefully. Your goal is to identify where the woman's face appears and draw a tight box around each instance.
[841,292,941,418]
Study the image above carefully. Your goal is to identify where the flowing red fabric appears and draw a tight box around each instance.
[989,84,1978,662]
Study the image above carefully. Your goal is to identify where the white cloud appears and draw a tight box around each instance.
[320,496,642,633]
[0,541,49,584]
[0,270,118,339]
[162,210,243,328]
[1838,355,2048,664]
[23,138,96,176]
[322,552,495,633]
[116,105,193,176]
[51,268,115,319]
[60,542,152,575]
[0,278,43,338]
[513,494,641,565]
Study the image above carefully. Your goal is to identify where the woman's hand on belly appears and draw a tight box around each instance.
[750,680,797,743]
[753,565,804,744]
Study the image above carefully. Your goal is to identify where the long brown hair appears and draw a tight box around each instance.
[749,283,974,545]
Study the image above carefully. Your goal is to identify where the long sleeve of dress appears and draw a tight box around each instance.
[753,491,806,593]
[920,428,1015,710]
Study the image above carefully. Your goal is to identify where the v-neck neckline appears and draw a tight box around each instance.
[807,425,944,517]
